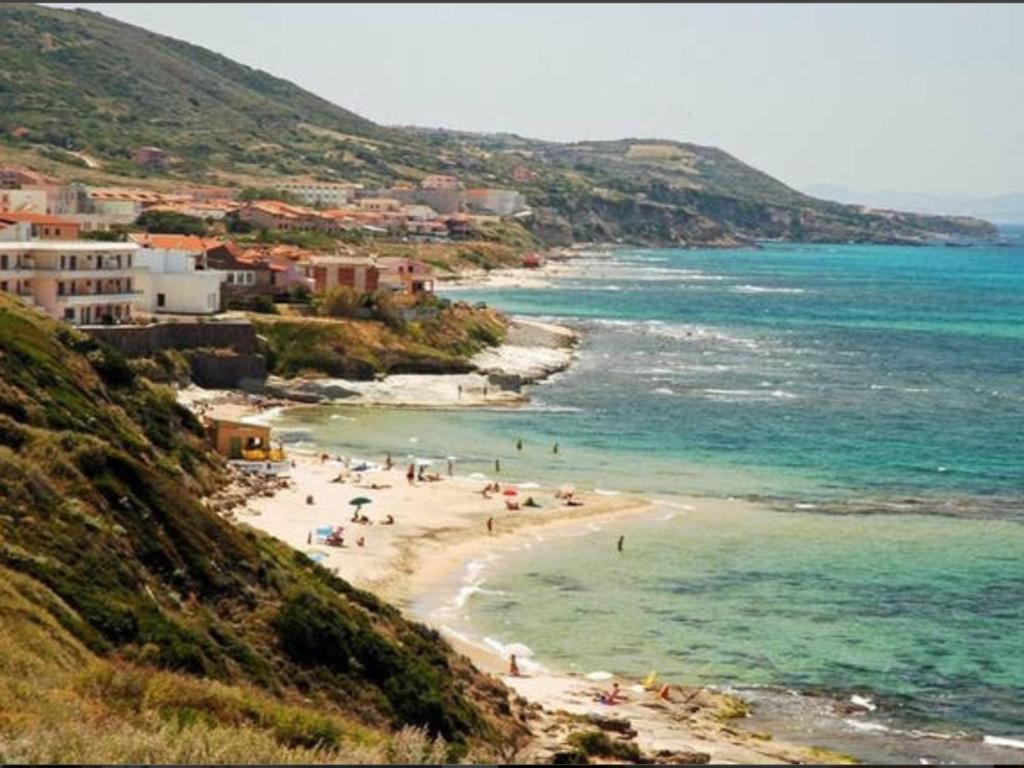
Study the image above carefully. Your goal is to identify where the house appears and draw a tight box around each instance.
[0,239,142,325]
[405,218,449,241]
[204,242,276,300]
[377,257,435,295]
[0,211,81,240]
[306,254,380,294]
[237,201,345,234]
[356,197,402,213]
[130,234,224,314]
[205,417,283,460]
[134,146,168,170]
[0,188,48,213]
[512,165,539,183]
[272,180,360,207]
[420,175,463,190]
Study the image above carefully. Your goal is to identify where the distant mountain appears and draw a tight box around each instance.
[804,184,1024,225]
[0,3,997,246]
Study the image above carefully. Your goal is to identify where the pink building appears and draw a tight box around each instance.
[377,257,435,295]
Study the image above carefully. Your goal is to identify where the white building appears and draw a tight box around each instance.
[273,180,359,208]
[0,188,48,213]
[0,238,143,325]
[134,248,223,315]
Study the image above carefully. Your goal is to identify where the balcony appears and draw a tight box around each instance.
[35,266,146,278]
[59,291,143,306]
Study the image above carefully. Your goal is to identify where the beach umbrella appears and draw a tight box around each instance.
[349,496,372,510]
[503,488,518,496]
[414,458,433,468]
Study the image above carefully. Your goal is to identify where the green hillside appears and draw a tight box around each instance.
[0,3,997,245]
[0,294,528,761]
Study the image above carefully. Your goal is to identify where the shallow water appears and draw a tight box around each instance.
[270,230,1024,760]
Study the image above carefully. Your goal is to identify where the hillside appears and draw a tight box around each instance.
[0,294,529,761]
[0,3,996,246]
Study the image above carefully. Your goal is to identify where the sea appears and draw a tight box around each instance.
[269,227,1024,763]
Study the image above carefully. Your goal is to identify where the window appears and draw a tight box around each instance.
[157,293,166,308]
[64,308,75,321]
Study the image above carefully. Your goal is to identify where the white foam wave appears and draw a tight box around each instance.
[843,718,891,733]
[984,735,1024,750]
[702,388,798,402]
[584,670,614,681]
[594,489,620,496]
[732,284,807,295]
[652,387,674,395]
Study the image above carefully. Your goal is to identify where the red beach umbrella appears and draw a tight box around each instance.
[503,488,518,496]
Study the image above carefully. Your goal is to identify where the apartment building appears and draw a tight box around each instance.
[0,240,142,325]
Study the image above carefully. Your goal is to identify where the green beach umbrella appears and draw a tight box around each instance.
[349,496,372,511]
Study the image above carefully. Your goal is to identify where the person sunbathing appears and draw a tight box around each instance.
[506,499,520,511]
[356,536,365,547]
[596,682,624,705]
[566,498,584,507]
[382,514,395,526]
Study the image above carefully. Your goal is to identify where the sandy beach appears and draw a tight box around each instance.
[194,393,818,763]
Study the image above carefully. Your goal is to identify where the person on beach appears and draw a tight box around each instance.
[356,536,365,548]
[657,683,672,702]
[406,464,415,485]
[385,452,393,470]
[447,458,453,476]
[618,535,625,553]
[509,654,521,677]
[483,385,489,398]
[598,682,623,705]
[383,514,395,526]
[487,516,494,534]
[457,384,463,401]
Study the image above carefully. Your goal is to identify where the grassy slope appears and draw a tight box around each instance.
[0,4,994,246]
[254,304,508,379]
[0,295,527,761]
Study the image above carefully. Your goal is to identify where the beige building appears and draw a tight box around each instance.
[0,240,143,325]
[273,180,360,207]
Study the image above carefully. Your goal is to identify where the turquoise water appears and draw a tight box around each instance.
[272,231,1024,757]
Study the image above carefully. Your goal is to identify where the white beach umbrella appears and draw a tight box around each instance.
[414,458,433,468]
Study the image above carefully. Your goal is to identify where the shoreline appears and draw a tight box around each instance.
[245,315,581,410]
[193,390,821,763]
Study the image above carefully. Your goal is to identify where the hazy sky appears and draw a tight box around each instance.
[54,3,1024,197]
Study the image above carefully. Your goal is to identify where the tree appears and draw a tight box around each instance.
[135,210,206,235]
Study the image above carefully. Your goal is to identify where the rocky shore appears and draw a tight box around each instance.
[251,316,579,407]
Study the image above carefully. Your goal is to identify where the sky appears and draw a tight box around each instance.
[52,3,1024,198]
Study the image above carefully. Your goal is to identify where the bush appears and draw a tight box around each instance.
[567,730,641,762]
[318,286,363,318]
[136,210,207,235]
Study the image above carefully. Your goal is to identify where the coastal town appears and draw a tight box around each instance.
[0,160,544,328]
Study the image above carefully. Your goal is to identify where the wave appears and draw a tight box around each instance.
[702,388,798,402]
[731,284,807,295]
[984,735,1024,750]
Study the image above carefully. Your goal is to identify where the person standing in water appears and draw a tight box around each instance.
[509,653,521,677]
[617,535,624,553]
[553,443,559,455]
[516,438,523,452]
[406,463,415,485]
[447,458,453,476]
[495,458,501,474]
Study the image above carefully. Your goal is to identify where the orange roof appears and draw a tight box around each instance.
[0,211,79,226]
[129,234,222,252]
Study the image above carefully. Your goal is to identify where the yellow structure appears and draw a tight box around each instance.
[205,417,283,461]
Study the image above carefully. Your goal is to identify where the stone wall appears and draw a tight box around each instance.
[84,321,266,388]
[84,321,259,357]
